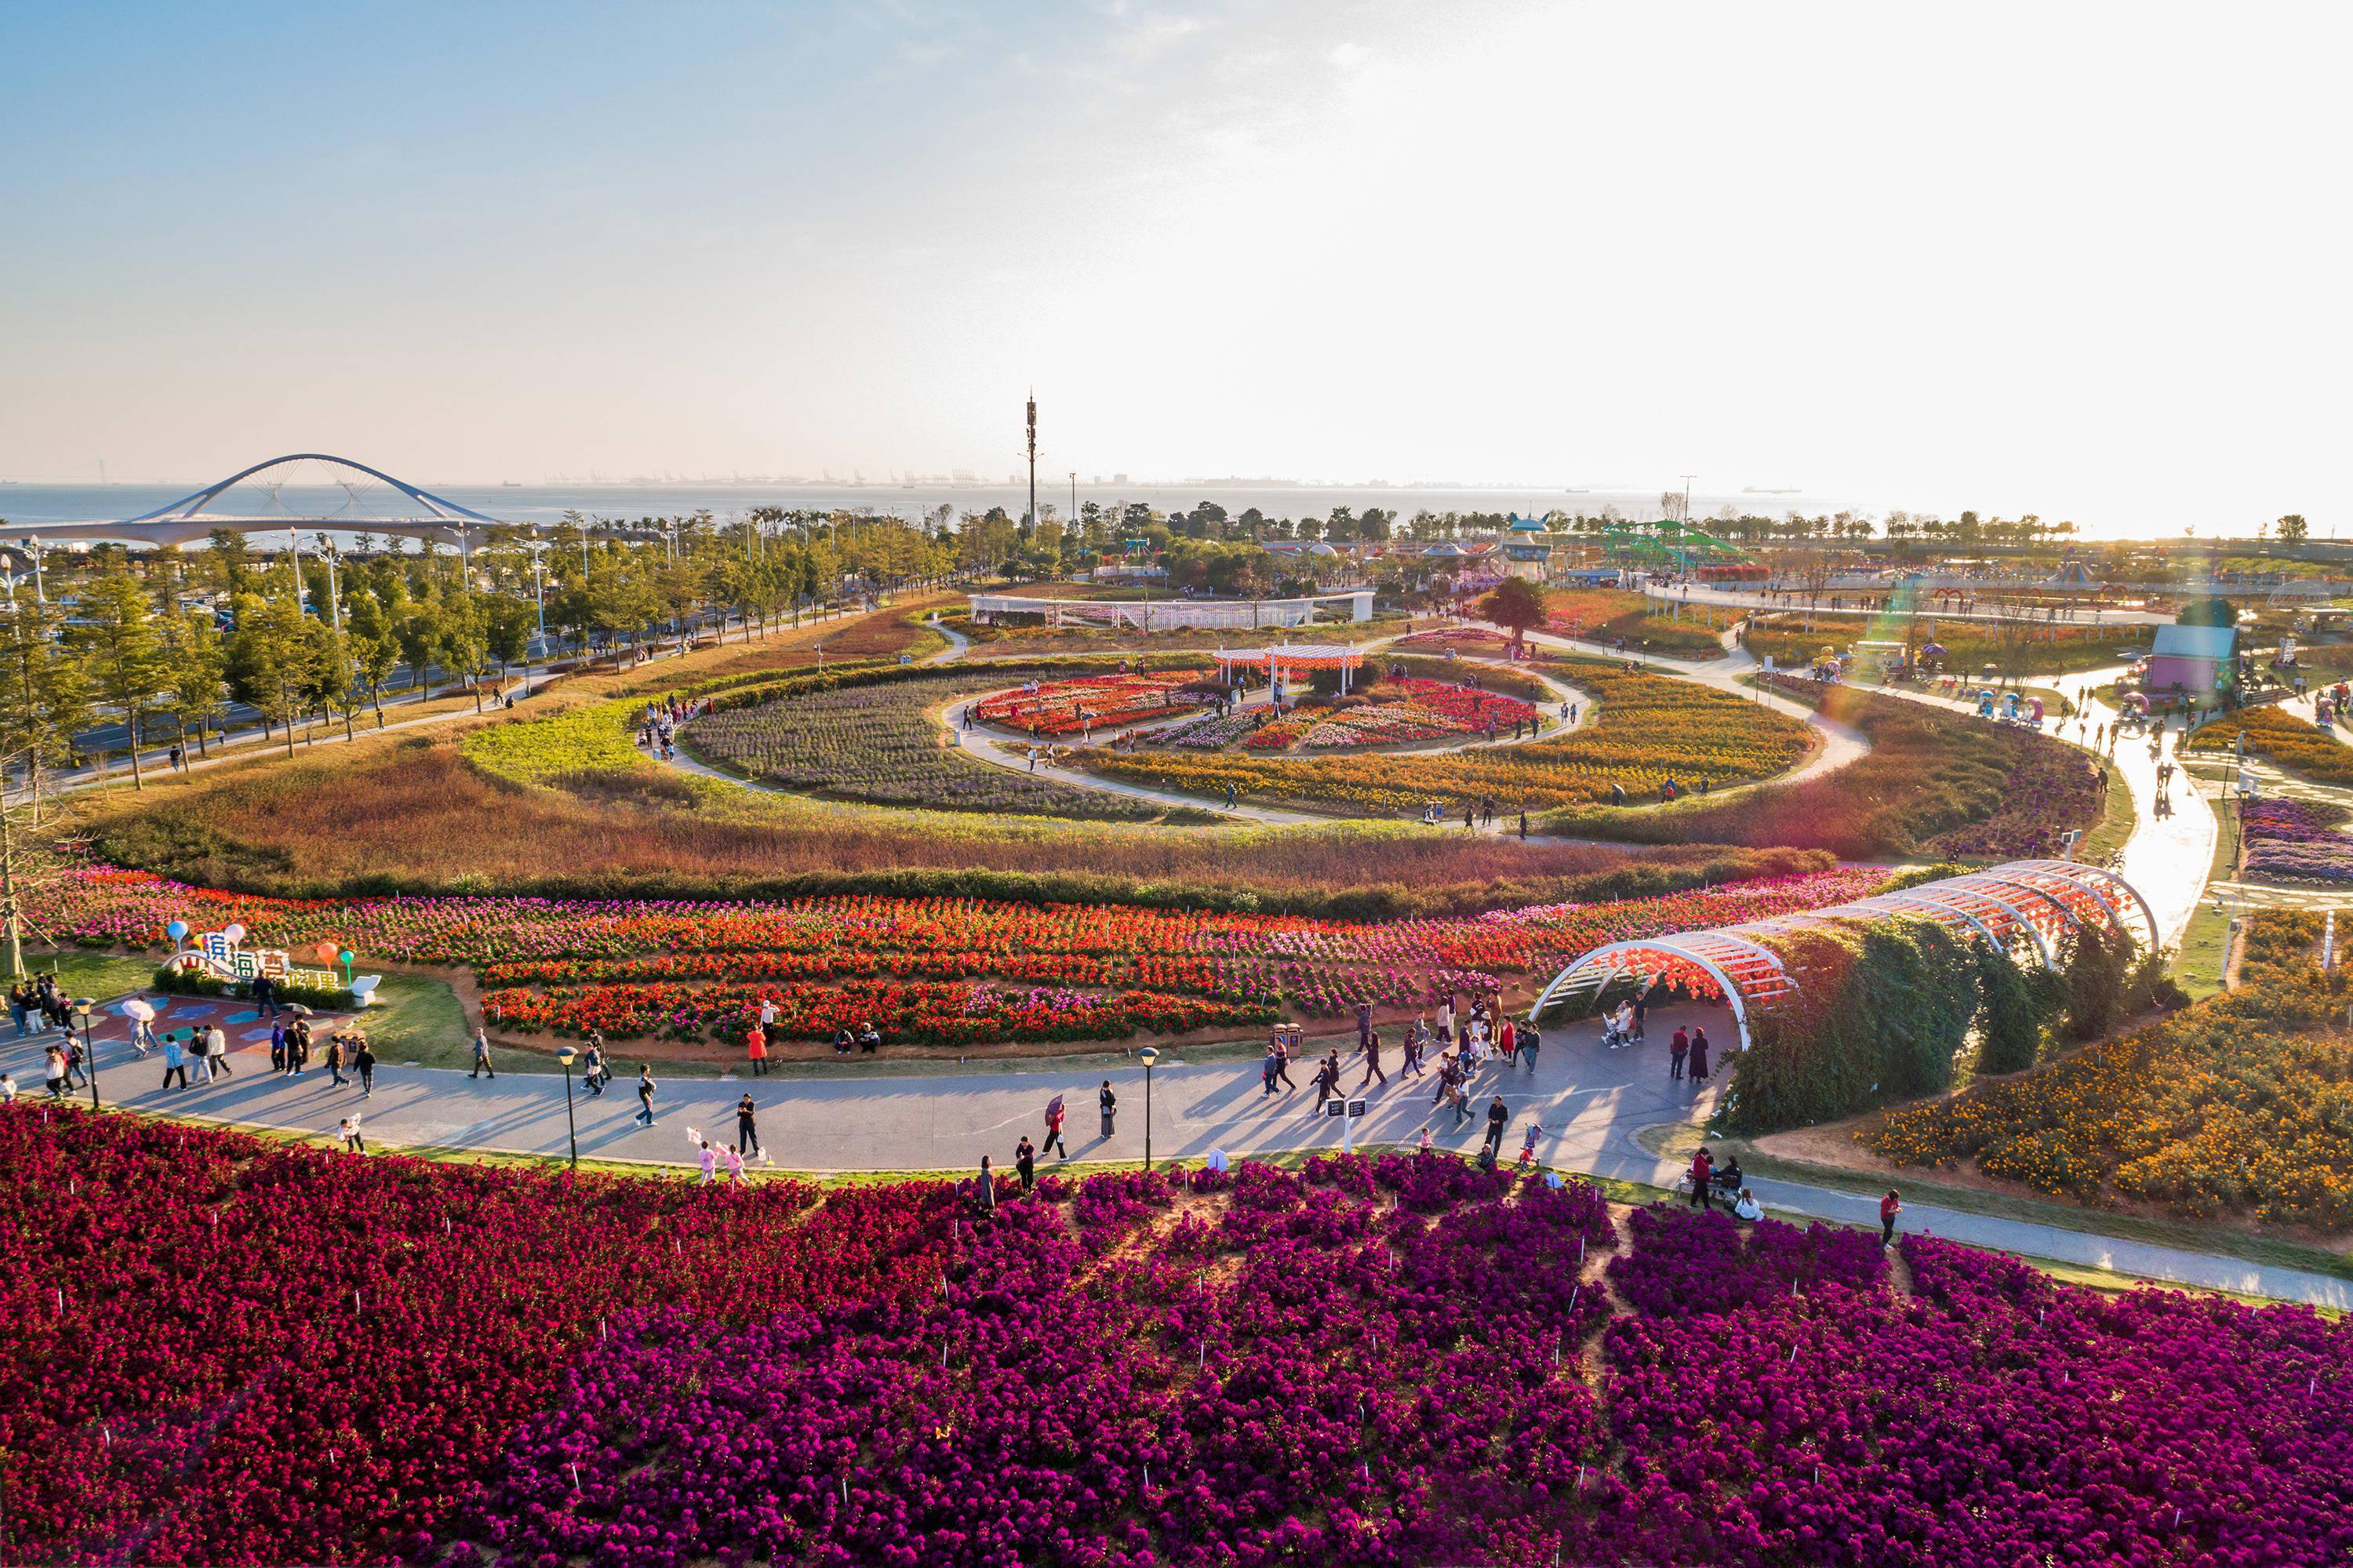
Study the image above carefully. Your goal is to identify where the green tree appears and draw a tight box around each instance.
[0,596,90,823]
[344,591,402,726]
[1475,577,1548,649]
[2276,514,2310,544]
[70,571,167,789]
[486,595,536,683]
[162,608,227,759]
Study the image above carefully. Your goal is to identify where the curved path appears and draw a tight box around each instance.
[662,615,1868,832]
[18,992,2339,1308]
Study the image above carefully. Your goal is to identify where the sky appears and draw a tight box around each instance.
[4,0,2350,534]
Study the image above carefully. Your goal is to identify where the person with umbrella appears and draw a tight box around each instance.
[1043,1093,1069,1160]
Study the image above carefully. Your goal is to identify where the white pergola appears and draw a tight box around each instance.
[968,591,1373,633]
[1528,860,2155,1051]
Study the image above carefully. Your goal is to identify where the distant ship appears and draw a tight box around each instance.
[1744,486,1801,495]
[501,480,524,487]
[1563,488,1591,494]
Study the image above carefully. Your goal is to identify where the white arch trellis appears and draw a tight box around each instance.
[1528,860,2155,1051]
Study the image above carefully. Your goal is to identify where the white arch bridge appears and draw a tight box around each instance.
[13,453,507,550]
[1529,860,2157,1052]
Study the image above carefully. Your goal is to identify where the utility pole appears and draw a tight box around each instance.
[1026,391,1039,544]
[1069,472,1077,537]
[315,533,341,629]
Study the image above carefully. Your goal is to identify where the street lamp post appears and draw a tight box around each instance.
[1136,1046,1158,1170]
[71,999,99,1111]
[555,1045,580,1168]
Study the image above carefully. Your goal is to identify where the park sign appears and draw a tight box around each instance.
[170,927,344,994]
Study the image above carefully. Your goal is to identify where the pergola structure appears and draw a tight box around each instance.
[1214,644,1368,693]
[1529,860,2155,1051]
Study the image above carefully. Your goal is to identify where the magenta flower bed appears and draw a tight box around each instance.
[4,1104,2348,1566]
[2241,798,2353,883]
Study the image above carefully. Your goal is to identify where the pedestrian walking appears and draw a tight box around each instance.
[471,1026,495,1079]
[1015,1135,1036,1193]
[1689,1146,1715,1210]
[1098,1080,1118,1138]
[735,1093,761,1158]
[583,1036,606,1095]
[1688,1028,1711,1089]
[340,1115,366,1155]
[355,1039,376,1098]
[161,1033,189,1091]
[1881,1188,1902,1248]
[1519,1120,1542,1165]
[1044,1094,1069,1159]
[634,1066,658,1126]
[1402,1020,1426,1078]
[284,1025,307,1077]
[697,1141,718,1186]
[744,1021,769,1077]
[1518,1021,1539,1071]
[205,1024,231,1079]
[269,1020,288,1072]
[1311,1051,1340,1112]
[43,1043,69,1099]
[1273,1035,1298,1090]
[1260,1049,1280,1097]
[725,1144,747,1186]
[1358,1029,1387,1089]
[1355,1002,1373,1056]
[976,1154,998,1213]
[325,1032,347,1086]
[1481,1095,1509,1157]
[1669,1027,1689,1082]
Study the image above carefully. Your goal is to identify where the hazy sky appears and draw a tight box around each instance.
[5,1,2349,531]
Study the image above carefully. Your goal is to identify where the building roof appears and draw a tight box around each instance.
[1509,514,1549,533]
[2151,624,2236,660]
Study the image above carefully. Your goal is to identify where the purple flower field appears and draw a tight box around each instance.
[2240,797,2353,883]
[438,1162,2353,1568]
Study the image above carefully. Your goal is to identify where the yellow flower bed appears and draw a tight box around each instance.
[1865,911,2353,1230]
[1077,664,1810,811]
[2182,703,2353,787]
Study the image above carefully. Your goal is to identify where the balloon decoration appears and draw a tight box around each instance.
[339,949,355,966]
[222,922,246,944]
[165,920,189,944]
[317,942,340,964]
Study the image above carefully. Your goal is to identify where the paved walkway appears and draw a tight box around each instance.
[1837,663,2214,948]
[1643,581,2174,627]
[21,994,2343,1308]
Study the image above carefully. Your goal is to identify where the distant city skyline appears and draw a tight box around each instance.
[5,2,2348,534]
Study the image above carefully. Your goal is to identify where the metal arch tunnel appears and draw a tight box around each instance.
[1527,860,2157,1052]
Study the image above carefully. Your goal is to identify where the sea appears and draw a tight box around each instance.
[0,477,1871,540]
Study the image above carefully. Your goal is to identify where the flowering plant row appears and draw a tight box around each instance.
[1867,911,2353,1229]
[683,669,1180,820]
[35,864,1880,1042]
[9,1109,2348,1567]
[485,978,1275,1044]
[971,671,1212,737]
[2238,797,2353,884]
[1081,664,1810,813]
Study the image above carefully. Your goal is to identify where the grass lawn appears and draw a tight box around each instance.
[355,973,479,1071]
[16,951,164,1002]
[2169,780,2240,996]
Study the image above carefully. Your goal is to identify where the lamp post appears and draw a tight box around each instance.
[555,1045,580,1169]
[71,999,98,1111]
[1136,1046,1158,1170]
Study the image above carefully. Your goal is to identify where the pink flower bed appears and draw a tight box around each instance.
[4,1106,2349,1566]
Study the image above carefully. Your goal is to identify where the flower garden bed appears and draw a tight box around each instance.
[1563,674,2106,859]
[1081,664,1809,813]
[1864,911,2353,1229]
[679,665,1200,820]
[8,1108,2347,1567]
[34,864,1885,1048]
[970,671,1213,736]
[2238,798,2353,884]
[2185,704,2353,788]
[1540,587,1726,657]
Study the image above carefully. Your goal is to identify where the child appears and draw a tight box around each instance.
[1519,1120,1542,1165]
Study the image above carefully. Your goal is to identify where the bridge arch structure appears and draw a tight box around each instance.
[15,453,507,549]
[1528,860,2155,1053]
